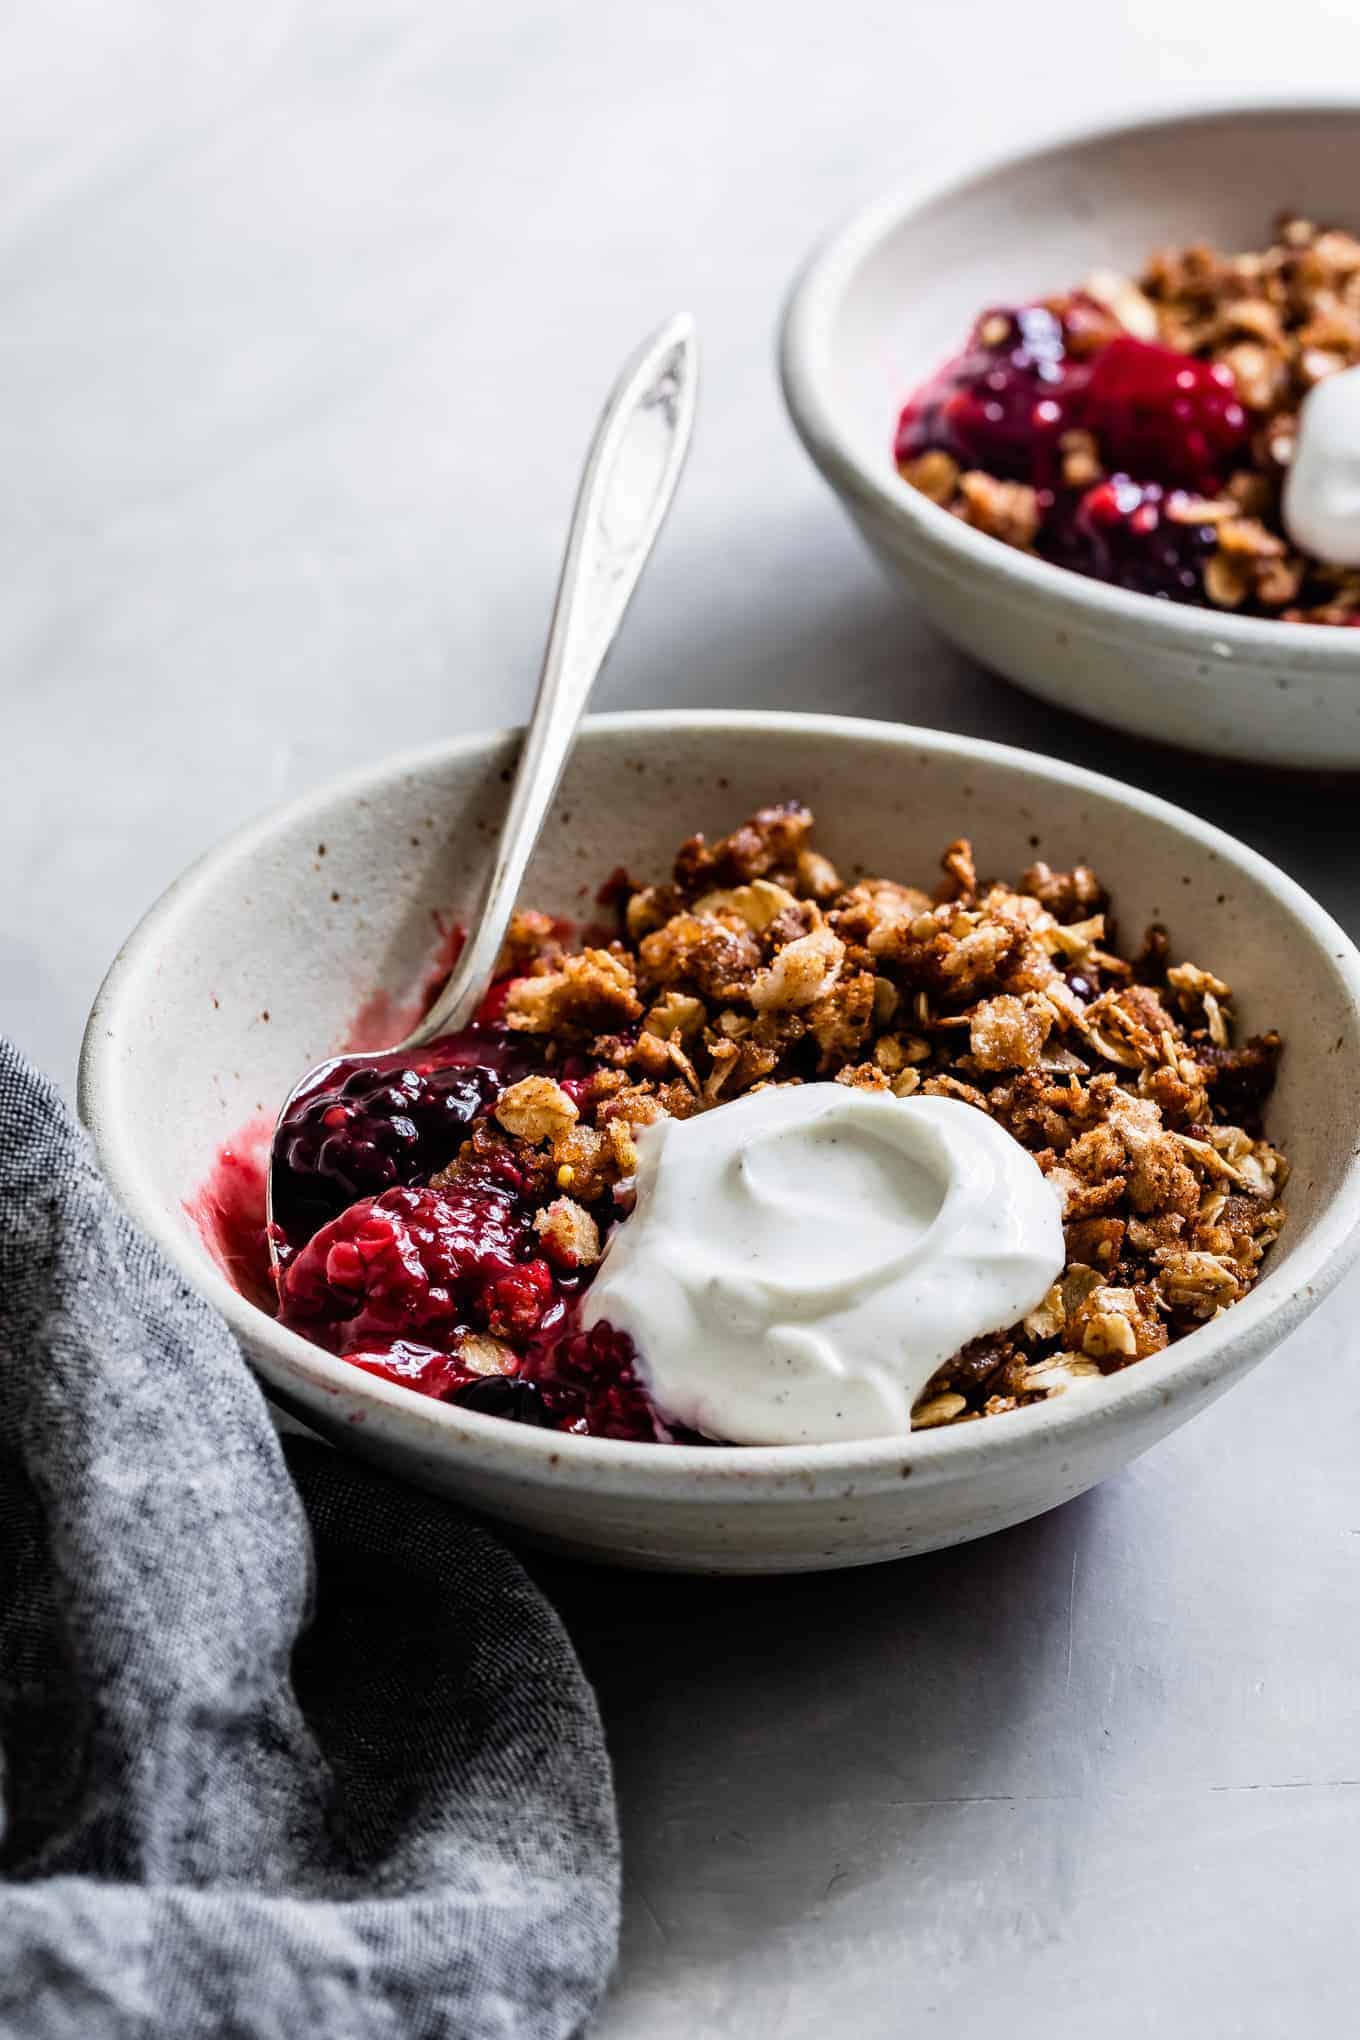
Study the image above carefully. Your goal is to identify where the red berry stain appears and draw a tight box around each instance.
[186,1116,275,1309]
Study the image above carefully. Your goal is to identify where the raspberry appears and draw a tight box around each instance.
[523,1318,671,1442]
[482,1260,556,1340]
[278,1183,549,1355]
[1080,335,1248,491]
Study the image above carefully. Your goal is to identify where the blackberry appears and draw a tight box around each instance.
[272,1052,501,1244]
[450,1375,554,1424]
[1043,477,1220,603]
[895,303,1082,483]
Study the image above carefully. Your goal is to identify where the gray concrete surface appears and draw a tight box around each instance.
[4,4,1358,2032]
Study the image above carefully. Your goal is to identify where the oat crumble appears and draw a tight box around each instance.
[419,801,1288,1430]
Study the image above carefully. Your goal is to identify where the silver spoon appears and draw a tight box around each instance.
[267,313,699,1273]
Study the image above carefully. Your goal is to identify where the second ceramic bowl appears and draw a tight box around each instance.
[78,712,1360,1571]
[781,100,1360,769]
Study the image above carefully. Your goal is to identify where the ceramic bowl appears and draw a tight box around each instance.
[80,711,1360,1572]
[780,100,1360,769]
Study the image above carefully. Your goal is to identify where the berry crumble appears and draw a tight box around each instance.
[221,803,1288,1442]
[896,216,1360,622]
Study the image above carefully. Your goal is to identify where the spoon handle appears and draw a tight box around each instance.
[405,312,699,1049]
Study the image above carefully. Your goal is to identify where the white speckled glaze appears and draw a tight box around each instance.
[80,713,1360,1571]
[780,101,1360,769]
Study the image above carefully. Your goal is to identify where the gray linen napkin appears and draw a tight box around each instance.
[0,1040,619,2039]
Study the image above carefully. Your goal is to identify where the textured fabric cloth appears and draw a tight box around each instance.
[0,1040,619,2039]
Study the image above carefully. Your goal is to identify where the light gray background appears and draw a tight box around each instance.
[5,4,1358,2034]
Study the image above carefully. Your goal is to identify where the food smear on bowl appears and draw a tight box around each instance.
[895,215,1360,623]
[202,803,1289,1443]
[190,1116,275,1312]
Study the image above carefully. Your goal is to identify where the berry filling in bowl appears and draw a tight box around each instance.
[895,215,1360,622]
[207,800,1289,1448]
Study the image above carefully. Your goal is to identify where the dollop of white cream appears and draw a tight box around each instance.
[1283,365,1360,564]
[582,1085,1065,1444]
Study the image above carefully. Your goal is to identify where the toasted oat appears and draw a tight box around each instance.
[1059,428,1104,487]
[533,1196,602,1269]
[505,947,641,1034]
[642,990,707,1041]
[1167,961,1232,1003]
[912,1392,969,1430]
[1081,1306,1138,1361]
[457,1332,518,1376]
[797,848,843,900]
[954,470,1041,549]
[494,1075,580,1142]
[749,926,845,1012]
[693,879,798,931]
[901,448,960,503]
[1082,268,1160,340]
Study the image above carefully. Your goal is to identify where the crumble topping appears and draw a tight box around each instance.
[426,802,1287,1429]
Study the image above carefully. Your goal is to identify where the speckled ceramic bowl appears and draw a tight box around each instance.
[80,712,1360,1571]
[780,100,1360,768]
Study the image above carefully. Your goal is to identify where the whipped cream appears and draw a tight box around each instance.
[1282,365,1360,565]
[582,1085,1065,1444]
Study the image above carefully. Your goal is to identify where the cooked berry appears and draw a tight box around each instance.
[277,1182,552,1354]
[483,1260,557,1340]
[896,303,1081,482]
[1043,476,1219,603]
[450,1375,553,1424]
[524,1319,668,1442]
[1081,335,1248,491]
[893,218,1360,624]
[344,1339,471,1400]
[272,1044,513,1245]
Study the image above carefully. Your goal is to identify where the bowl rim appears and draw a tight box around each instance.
[80,708,1360,1499]
[779,93,1360,663]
